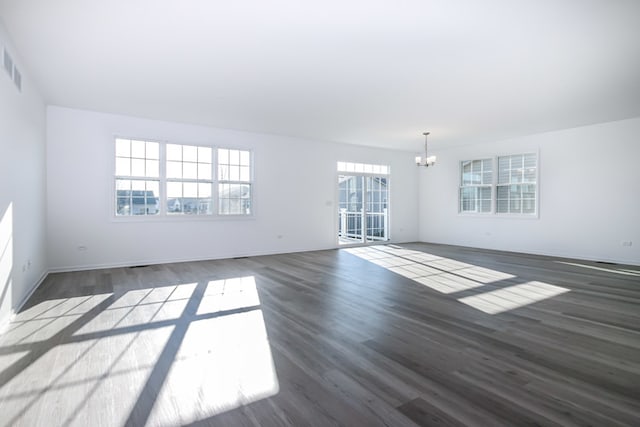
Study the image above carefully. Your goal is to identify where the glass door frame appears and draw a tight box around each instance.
[336,171,390,246]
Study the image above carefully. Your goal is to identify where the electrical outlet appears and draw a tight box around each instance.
[621,241,632,247]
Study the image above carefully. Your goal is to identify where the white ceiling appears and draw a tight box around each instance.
[1,0,639,151]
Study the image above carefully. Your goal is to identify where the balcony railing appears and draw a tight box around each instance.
[338,208,388,242]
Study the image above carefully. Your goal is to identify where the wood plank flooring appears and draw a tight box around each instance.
[0,242,639,426]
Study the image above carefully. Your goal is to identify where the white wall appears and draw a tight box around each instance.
[419,117,640,265]
[0,21,47,328]
[47,106,419,271]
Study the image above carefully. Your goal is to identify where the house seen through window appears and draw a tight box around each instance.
[115,139,160,216]
[218,149,252,215]
[166,144,213,215]
[460,159,492,213]
[458,153,537,215]
[497,153,537,214]
[114,138,252,217]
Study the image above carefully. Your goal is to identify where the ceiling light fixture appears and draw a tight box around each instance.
[415,132,436,167]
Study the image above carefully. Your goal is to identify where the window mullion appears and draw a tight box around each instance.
[160,141,166,215]
[213,146,218,216]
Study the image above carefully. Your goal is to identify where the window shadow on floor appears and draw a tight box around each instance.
[0,265,279,426]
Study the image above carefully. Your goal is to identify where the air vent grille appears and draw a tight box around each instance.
[13,66,21,91]
[3,48,12,77]
[3,47,22,92]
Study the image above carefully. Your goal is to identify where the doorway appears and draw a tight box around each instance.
[337,162,389,245]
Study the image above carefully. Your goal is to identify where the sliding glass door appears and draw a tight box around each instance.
[338,175,364,243]
[338,174,389,245]
[365,176,388,242]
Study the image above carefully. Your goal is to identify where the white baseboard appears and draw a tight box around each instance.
[46,244,340,274]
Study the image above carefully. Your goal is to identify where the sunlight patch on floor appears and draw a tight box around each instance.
[345,246,515,293]
[148,310,279,426]
[0,350,30,373]
[0,323,174,426]
[148,275,279,426]
[76,284,194,334]
[458,281,570,314]
[345,245,570,315]
[0,276,279,426]
[413,274,483,294]
[2,294,113,345]
[197,276,260,315]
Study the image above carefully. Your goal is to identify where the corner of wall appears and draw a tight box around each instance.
[0,21,49,328]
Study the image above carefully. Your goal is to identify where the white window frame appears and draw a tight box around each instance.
[114,138,161,217]
[337,161,390,175]
[112,137,254,220]
[217,148,253,216]
[336,161,391,245]
[459,158,493,214]
[496,153,538,217]
[457,152,539,218]
[166,143,214,216]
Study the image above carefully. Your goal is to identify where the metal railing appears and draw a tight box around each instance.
[338,208,388,241]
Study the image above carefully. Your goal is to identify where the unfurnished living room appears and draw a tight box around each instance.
[1,1,639,426]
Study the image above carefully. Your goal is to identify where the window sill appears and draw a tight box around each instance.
[494,213,539,220]
[458,212,539,220]
[458,214,494,220]
[111,214,256,223]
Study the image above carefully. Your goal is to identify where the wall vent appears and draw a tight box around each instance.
[3,47,22,92]
[3,48,13,78]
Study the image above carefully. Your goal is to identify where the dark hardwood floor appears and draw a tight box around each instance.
[0,243,639,426]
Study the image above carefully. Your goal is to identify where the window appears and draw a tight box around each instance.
[497,153,537,214]
[115,138,160,216]
[166,144,213,215]
[217,149,252,215]
[337,161,389,175]
[460,159,492,213]
[114,138,253,217]
[458,153,538,216]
